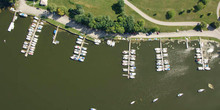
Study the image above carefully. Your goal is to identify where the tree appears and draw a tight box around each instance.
[210,21,220,29]
[200,0,209,5]
[57,7,65,16]
[166,10,176,19]
[47,3,57,12]
[112,0,125,14]
[151,26,160,32]
[194,2,205,11]
[199,21,207,29]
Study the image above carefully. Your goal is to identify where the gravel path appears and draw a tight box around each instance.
[17,0,220,40]
[124,0,200,26]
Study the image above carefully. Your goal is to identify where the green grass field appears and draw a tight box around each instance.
[128,0,219,23]
[45,0,194,32]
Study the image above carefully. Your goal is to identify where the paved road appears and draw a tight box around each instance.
[17,0,220,40]
[124,0,200,26]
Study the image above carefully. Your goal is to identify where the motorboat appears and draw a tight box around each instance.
[37,30,41,32]
[198,67,204,71]
[34,16,39,20]
[197,89,205,93]
[163,53,168,57]
[75,45,81,49]
[123,68,128,72]
[131,49,136,54]
[82,47,87,50]
[157,68,162,71]
[196,48,201,53]
[19,13,28,17]
[122,50,129,54]
[40,22,44,25]
[130,57,136,61]
[129,75,135,79]
[205,67,211,71]
[80,53,86,56]
[130,73,136,76]
[77,38,83,42]
[76,41,82,44]
[177,93,184,97]
[90,108,96,110]
[208,83,214,89]
[33,20,37,23]
[155,48,161,51]
[152,98,159,103]
[78,35,83,39]
[130,101,135,105]
[21,50,26,53]
[162,48,167,53]
[81,50,87,53]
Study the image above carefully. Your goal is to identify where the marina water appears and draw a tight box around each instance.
[0,10,220,110]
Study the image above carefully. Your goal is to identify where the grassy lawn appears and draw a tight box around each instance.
[27,0,196,32]
[128,0,219,23]
[124,5,194,32]
[48,0,118,19]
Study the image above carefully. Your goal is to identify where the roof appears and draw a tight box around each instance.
[40,0,48,6]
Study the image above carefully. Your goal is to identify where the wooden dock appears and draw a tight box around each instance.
[199,38,205,69]
[52,26,59,44]
[77,37,86,59]
[127,39,132,78]
[8,11,17,32]
[159,39,165,71]
[25,19,41,57]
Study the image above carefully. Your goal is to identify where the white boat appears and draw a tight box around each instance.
[130,73,136,76]
[75,45,81,49]
[82,47,87,50]
[155,48,161,51]
[152,98,159,103]
[163,48,167,53]
[90,108,96,110]
[21,50,26,53]
[198,67,204,71]
[130,101,135,105]
[78,36,83,39]
[197,89,205,93]
[123,68,128,72]
[82,50,87,53]
[129,75,135,79]
[77,38,83,41]
[205,67,211,71]
[163,53,168,57]
[122,50,129,54]
[157,68,162,71]
[37,30,41,32]
[34,16,39,20]
[40,22,44,25]
[177,93,184,97]
[33,20,37,23]
[76,41,82,44]
[19,13,28,17]
[34,35,39,38]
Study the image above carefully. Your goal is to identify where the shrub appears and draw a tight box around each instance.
[57,7,65,16]
[194,2,205,11]
[207,12,212,16]
[200,21,207,29]
[166,10,176,19]
[200,0,209,5]
[210,21,220,29]
[47,3,57,12]
[200,14,204,18]
[151,26,160,32]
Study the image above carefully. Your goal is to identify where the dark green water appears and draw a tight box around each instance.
[0,10,220,110]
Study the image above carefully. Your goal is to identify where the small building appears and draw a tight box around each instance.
[40,0,48,6]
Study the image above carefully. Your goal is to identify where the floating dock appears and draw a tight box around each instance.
[77,37,86,59]
[25,19,41,57]
[185,37,189,49]
[8,11,17,32]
